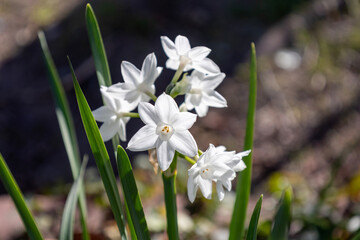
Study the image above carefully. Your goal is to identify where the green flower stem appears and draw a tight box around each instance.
[0,154,44,240]
[166,62,187,95]
[178,153,196,165]
[122,112,140,118]
[171,63,186,84]
[144,90,157,102]
[229,43,257,240]
[162,152,179,240]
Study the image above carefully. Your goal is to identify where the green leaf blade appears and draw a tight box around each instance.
[117,146,151,240]
[0,153,44,240]
[246,194,263,240]
[269,188,292,240]
[59,157,88,240]
[38,31,89,240]
[69,58,127,240]
[85,3,112,87]
[229,43,258,239]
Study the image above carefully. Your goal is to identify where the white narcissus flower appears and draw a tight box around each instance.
[107,53,162,106]
[92,86,136,142]
[161,35,220,75]
[187,144,250,203]
[127,93,198,171]
[185,70,227,117]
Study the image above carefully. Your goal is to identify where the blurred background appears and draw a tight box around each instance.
[0,0,360,239]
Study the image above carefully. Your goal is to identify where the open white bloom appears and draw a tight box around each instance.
[127,93,198,171]
[107,53,162,106]
[92,86,136,142]
[161,35,220,75]
[185,70,227,117]
[187,144,250,202]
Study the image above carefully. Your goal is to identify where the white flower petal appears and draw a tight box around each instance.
[156,140,175,171]
[99,121,118,142]
[216,182,225,201]
[161,36,178,59]
[195,104,209,117]
[165,59,180,70]
[155,93,179,123]
[236,150,251,159]
[127,125,158,151]
[117,118,127,141]
[138,102,158,126]
[188,46,211,61]
[156,67,163,78]
[212,164,235,179]
[214,152,236,164]
[121,61,141,84]
[187,174,198,203]
[197,177,212,199]
[187,93,202,107]
[169,131,198,157]
[201,73,226,90]
[185,94,195,110]
[233,160,246,172]
[202,91,227,108]
[92,106,116,122]
[175,35,191,55]
[215,145,227,152]
[141,53,158,85]
[193,58,220,75]
[215,169,236,183]
[189,70,205,81]
[171,112,197,131]
[100,87,117,111]
[124,90,141,104]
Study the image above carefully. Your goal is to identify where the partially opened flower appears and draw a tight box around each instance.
[108,53,162,106]
[161,35,220,75]
[185,70,227,117]
[127,93,198,171]
[187,144,250,202]
[92,86,136,142]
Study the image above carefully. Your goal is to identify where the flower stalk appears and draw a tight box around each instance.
[162,152,179,240]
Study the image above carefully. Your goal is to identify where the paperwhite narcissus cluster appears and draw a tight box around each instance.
[91,35,251,202]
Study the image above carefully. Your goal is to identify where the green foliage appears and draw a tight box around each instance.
[246,195,263,240]
[117,146,151,240]
[269,187,292,240]
[70,58,127,240]
[0,154,44,240]
[38,31,89,240]
[229,42,257,240]
[59,157,88,240]
[85,3,112,87]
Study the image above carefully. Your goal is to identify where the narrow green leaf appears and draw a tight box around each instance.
[246,194,263,240]
[117,146,151,240]
[59,157,88,240]
[85,3,120,159]
[269,188,292,240]
[229,42,257,239]
[38,31,89,240]
[69,58,127,240]
[85,3,112,87]
[0,153,44,240]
